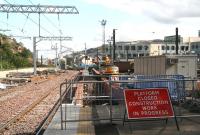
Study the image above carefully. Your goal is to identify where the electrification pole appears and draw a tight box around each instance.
[53,44,58,69]
[33,36,72,75]
[85,43,87,70]
[113,29,116,62]
[33,37,37,75]
[175,27,179,55]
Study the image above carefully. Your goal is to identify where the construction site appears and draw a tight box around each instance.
[1,1,200,135]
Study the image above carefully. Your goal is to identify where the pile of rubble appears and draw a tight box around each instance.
[0,69,60,90]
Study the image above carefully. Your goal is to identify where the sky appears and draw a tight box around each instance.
[1,0,200,58]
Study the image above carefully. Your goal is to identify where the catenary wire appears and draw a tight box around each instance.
[3,0,55,36]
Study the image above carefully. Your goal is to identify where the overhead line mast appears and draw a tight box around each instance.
[33,36,72,75]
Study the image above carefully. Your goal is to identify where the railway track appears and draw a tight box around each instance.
[0,70,79,134]
[0,87,54,133]
[35,81,73,135]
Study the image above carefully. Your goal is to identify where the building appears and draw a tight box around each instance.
[149,43,189,56]
[149,35,190,56]
[183,37,200,54]
[104,41,150,61]
[164,35,183,44]
[88,35,200,72]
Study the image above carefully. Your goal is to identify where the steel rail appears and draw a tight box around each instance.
[35,73,80,134]
[35,80,72,134]
[0,87,55,133]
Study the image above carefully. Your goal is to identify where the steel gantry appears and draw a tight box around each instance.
[0,4,79,14]
[0,4,79,36]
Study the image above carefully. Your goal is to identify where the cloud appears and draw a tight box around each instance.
[84,0,200,24]
[104,20,200,42]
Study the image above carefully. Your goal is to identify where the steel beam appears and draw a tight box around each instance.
[0,4,79,14]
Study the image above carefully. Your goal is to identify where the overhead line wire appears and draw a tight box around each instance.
[3,0,55,36]
[27,0,61,35]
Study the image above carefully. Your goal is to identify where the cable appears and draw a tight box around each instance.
[3,0,55,36]
[6,12,9,30]
[57,14,63,35]
[0,20,25,33]
[21,13,30,33]
[27,0,61,35]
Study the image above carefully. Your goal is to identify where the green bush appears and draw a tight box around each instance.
[0,42,32,70]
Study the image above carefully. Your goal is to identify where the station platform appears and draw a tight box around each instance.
[44,104,95,135]
[44,103,200,135]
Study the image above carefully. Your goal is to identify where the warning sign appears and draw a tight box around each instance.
[124,88,174,119]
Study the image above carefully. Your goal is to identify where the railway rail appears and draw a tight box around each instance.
[0,87,54,133]
[0,70,79,135]
[35,76,79,135]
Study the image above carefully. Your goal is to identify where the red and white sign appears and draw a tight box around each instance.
[124,88,174,119]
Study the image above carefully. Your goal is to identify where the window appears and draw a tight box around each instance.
[144,46,149,50]
[181,46,185,51]
[171,46,175,50]
[133,54,137,58]
[185,46,189,51]
[137,46,142,50]
[120,54,124,59]
[161,46,165,50]
[131,46,135,50]
[125,46,129,50]
[191,45,195,49]
[167,46,170,50]
[139,54,144,57]
[128,54,131,58]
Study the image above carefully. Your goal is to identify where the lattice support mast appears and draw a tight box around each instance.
[0,4,79,14]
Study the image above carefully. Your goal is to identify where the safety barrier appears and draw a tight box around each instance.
[59,74,200,130]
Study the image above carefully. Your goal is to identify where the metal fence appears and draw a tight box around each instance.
[59,74,200,130]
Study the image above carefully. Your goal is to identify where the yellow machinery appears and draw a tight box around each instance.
[100,55,119,75]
